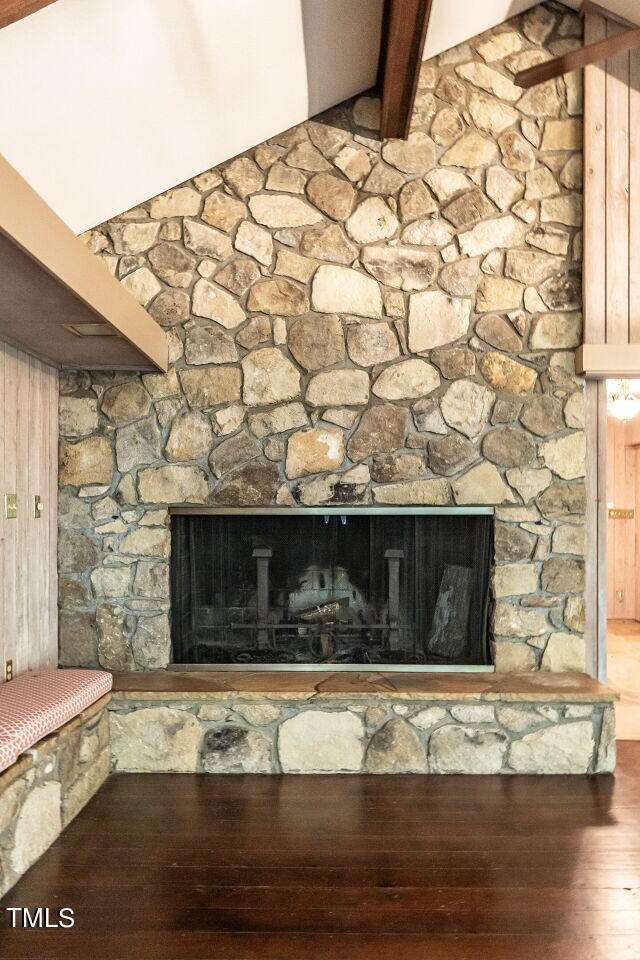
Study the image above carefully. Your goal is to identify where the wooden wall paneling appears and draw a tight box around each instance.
[0,341,58,679]
[605,20,630,344]
[629,46,640,340]
[584,11,607,343]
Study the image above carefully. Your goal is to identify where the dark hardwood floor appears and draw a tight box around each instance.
[2,742,640,960]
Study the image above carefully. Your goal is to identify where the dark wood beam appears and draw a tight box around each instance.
[379,0,433,140]
[515,21,640,87]
[0,0,59,30]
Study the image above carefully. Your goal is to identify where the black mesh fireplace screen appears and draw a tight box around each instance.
[170,511,493,668]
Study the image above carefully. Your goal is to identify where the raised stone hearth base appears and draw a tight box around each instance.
[0,696,111,896]
[109,672,616,775]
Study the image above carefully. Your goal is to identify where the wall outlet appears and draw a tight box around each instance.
[4,494,17,519]
[616,590,624,604]
[5,660,13,682]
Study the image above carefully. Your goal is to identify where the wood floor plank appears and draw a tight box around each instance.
[1,742,640,959]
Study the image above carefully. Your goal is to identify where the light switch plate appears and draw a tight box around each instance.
[4,494,17,519]
[5,660,13,682]
[34,495,43,519]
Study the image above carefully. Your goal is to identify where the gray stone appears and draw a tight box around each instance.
[431,346,476,379]
[509,722,594,774]
[483,426,536,467]
[475,314,521,352]
[209,431,261,478]
[101,381,150,424]
[347,404,408,461]
[185,323,238,366]
[202,726,272,773]
[149,289,190,327]
[278,711,364,772]
[429,726,507,774]
[520,396,564,436]
[96,603,134,671]
[428,435,478,476]
[148,243,195,287]
[371,452,426,482]
[442,188,495,228]
[212,462,279,505]
[116,416,162,473]
[110,707,202,772]
[179,366,242,408]
[493,599,548,637]
[215,257,261,296]
[366,718,427,773]
[538,481,586,522]
[183,219,233,259]
[59,397,99,438]
[495,524,534,562]
[541,556,585,594]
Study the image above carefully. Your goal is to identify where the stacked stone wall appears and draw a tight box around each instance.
[59,2,586,674]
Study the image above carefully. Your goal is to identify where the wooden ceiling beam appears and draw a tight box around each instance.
[0,0,59,30]
[515,20,640,87]
[379,0,433,140]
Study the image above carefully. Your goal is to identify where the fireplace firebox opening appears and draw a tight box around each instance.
[170,508,493,671]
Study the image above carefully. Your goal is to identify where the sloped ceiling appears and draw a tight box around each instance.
[1,0,635,234]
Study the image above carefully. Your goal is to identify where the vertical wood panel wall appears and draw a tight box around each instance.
[0,340,58,678]
[584,10,640,345]
[606,417,637,618]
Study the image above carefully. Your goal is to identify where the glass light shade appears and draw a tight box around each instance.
[607,380,640,420]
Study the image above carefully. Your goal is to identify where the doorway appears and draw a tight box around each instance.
[606,380,640,739]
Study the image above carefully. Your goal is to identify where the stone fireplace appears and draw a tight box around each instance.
[59,3,586,681]
[170,507,493,668]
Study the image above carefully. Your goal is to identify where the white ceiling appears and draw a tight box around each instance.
[1,0,638,234]
[0,0,382,233]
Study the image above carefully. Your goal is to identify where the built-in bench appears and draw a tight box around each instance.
[109,670,618,776]
[0,669,113,896]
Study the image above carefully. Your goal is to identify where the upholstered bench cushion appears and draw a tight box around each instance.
[0,669,112,772]
[0,737,18,773]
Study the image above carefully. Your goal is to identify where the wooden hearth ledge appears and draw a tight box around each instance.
[112,671,617,703]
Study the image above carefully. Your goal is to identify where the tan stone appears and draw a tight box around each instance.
[408,291,470,351]
[469,94,518,136]
[149,289,190,327]
[59,397,99,438]
[235,315,271,350]
[306,172,355,220]
[202,726,272,773]
[234,220,273,266]
[286,140,331,172]
[192,279,245,329]
[455,62,520,102]
[492,640,537,671]
[249,194,322,228]
[149,186,200,218]
[274,249,317,283]
[346,197,399,244]
[247,277,308,315]
[347,323,399,367]
[120,267,162,305]
[354,96,381,129]
[185,323,238,366]
[372,478,450,505]
[541,632,585,672]
[552,524,585,555]
[382,132,436,174]
[485,166,523,211]
[458,215,523,256]
[311,265,382,318]
[289,314,345,370]
[222,157,264,197]
[452,461,515,505]
[529,312,582,349]
[265,162,307,193]
[59,437,114,487]
[372,359,439,400]
[120,526,170,557]
[334,145,372,182]
[506,466,553,502]
[285,427,345,478]
[138,465,208,503]
[439,258,481,297]
[509,722,594,774]
[111,708,202,773]
[366,719,427,773]
[429,726,507,774]
[475,314,521,352]
[242,348,300,406]
[541,118,582,151]
[299,222,358,264]
[202,191,246,231]
[478,353,537,394]
[431,107,465,145]
[401,216,454,246]
[440,379,494,439]
[165,410,213,462]
[363,163,405,195]
[10,783,61,875]
[398,179,438,220]
[306,369,369,407]
[476,30,522,61]
[494,563,538,598]
[441,131,498,167]
[540,433,585,480]
[179,366,241,408]
[107,221,160,254]
[278,711,363,773]
[540,194,582,226]
[148,243,195,287]
[476,276,523,312]
[248,402,308,438]
[498,131,535,171]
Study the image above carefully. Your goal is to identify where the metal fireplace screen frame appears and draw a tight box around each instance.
[169,507,494,672]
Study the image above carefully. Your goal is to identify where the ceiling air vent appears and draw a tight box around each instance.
[64,322,122,337]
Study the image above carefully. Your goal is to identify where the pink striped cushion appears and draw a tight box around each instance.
[0,669,112,772]
[0,737,18,773]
